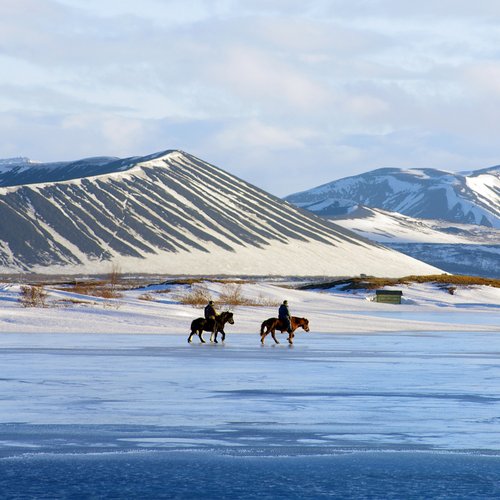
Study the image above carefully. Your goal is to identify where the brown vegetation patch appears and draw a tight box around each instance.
[94,288,123,299]
[300,274,500,291]
[219,283,280,307]
[57,298,96,305]
[54,278,124,299]
[19,285,48,307]
[177,284,213,306]
[177,282,279,308]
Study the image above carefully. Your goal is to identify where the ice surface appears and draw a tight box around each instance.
[0,451,499,498]
[1,331,499,455]
[0,281,499,496]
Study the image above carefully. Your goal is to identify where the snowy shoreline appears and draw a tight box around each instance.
[1,280,499,336]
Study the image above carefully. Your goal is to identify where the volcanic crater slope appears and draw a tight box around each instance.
[0,150,439,276]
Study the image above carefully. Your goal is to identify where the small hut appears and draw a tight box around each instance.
[375,290,403,304]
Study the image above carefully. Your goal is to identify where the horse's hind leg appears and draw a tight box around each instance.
[260,327,269,344]
[260,333,266,344]
[188,331,195,343]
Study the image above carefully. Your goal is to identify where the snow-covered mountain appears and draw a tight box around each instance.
[332,207,500,278]
[0,150,441,276]
[285,166,500,228]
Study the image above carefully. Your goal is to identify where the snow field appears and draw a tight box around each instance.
[0,280,499,336]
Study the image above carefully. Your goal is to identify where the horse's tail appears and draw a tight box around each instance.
[260,320,267,335]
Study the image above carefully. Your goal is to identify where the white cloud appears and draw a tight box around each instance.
[61,113,146,153]
[0,0,499,194]
[463,62,500,97]
[213,119,315,150]
[208,45,331,112]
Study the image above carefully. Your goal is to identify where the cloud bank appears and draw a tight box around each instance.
[1,0,499,194]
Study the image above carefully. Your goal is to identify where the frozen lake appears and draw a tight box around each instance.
[1,330,500,497]
[1,451,499,498]
[350,309,500,325]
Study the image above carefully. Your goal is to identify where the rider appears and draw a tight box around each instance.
[278,300,292,334]
[204,300,217,321]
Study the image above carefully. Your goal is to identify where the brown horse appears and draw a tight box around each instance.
[260,316,310,345]
[188,311,234,344]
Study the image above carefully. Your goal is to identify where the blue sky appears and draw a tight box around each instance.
[1,0,500,195]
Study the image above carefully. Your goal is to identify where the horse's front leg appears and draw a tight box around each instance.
[271,328,280,344]
[287,331,295,344]
[220,329,225,342]
[210,324,219,343]
[209,320,218,343]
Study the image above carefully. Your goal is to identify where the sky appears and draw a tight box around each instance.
[1,1,500,195]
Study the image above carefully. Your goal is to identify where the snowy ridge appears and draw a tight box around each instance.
[332,207,500,277]
[332,206,492,244]
[0,154,133,186]
[286,166,500,228]
[0,150,440,276]
[0,157,37,174]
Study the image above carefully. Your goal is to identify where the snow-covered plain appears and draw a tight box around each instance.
[1,280,499,335]
[1,281,499,497]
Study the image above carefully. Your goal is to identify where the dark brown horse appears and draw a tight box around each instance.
[260,316,310,345]
[188,311,234,344]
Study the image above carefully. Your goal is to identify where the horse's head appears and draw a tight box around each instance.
[300,318,310,332]
[221,311,235,325]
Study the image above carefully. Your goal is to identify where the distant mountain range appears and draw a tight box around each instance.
[0,150,439,276]
[285,166,500,228]
[331,207,500,278]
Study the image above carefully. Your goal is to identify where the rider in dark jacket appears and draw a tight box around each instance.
[278,300,292,333]
[204,300,217,337]
[204,300,217,320]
